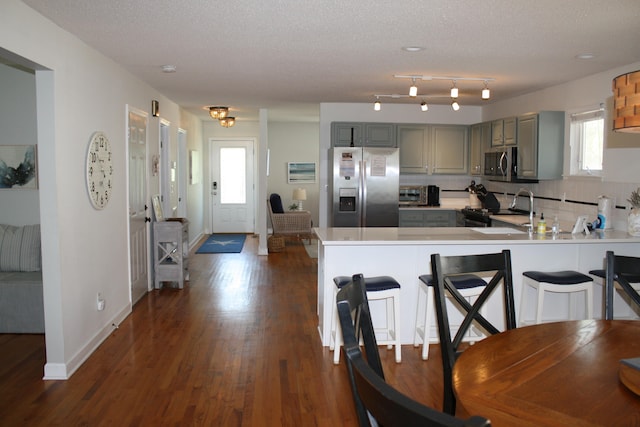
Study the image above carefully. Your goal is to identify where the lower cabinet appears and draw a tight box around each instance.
[399,209,457,227]
[153,219,189,289]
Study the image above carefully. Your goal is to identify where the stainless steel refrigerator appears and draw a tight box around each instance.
[330,147,399,227]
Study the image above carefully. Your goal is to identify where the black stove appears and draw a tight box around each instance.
[460,207,494,227]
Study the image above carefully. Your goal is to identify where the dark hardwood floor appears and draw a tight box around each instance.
[0,235,446,426]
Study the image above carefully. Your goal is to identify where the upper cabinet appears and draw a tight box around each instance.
[491,117,516,147]
[516,111,565,179]
[470,122,491,176]
[398,124,469,174]
[431,125,469,174]
[331,122,396,147]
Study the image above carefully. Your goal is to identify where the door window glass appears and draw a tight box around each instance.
[220,147,246,204]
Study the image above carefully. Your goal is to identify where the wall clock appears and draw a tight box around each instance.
[86,131,113,209]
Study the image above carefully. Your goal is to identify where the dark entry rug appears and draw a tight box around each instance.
[195,234,246,254]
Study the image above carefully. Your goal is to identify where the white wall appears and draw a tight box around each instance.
[0,62,40,225]
[0,0,201,379]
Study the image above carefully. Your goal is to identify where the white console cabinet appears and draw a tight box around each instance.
[153,219,189,289]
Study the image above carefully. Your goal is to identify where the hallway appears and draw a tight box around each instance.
[0,236,444,426]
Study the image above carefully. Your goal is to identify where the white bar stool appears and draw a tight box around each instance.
[414,274,487,360]
[330,275,401,364]
[520,270,594,325]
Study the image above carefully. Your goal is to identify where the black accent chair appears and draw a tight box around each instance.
[430,250,517,415]
[604,250,640,320]
[336,274,491,427]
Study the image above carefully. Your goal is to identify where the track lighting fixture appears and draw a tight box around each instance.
[450,81,458,98]
[374,98,381,111]
[409,78,418,97]
[451,100,460,111]
[482,81,491,100]
[420,101,428,111]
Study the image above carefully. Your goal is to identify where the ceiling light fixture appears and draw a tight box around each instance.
[161,64,177,73]
[450,81,459,98]
[421,101,429,111]
[374,97,381,111]
[409,78,418,97]
[451,100,460,111]
[612,70,640,133]
[219,116,235,128]
[482,81,491,100]
[209,106,229,120]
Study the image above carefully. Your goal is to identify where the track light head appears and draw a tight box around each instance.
[420,101,428,111]
[482,81,490,100]
[374,98,381,111]
[450,81,458,98]
[451,100,460,111]
[409,78,418,97]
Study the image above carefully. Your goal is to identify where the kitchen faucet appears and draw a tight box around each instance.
[510,188,534,230]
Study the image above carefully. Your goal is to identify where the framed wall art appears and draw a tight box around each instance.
[287,162,316,184]
[0,145,38,189]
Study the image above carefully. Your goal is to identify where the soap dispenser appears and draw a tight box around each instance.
[537,213,546,234]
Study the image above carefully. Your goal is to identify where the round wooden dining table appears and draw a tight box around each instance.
[453,319,640,427]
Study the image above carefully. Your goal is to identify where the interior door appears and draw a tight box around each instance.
[127,106,150,304]
[210,138,255,233]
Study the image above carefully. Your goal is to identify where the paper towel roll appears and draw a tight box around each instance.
[597,196,614,230]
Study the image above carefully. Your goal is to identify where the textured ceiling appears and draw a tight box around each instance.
[21,0,640,122]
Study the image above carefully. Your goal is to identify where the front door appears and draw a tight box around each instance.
[210,138,255,233]
[127,106,150,304]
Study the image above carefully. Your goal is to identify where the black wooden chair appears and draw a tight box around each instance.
[430,250,517,415]
[604,250,640,320]
[336,274,491,427]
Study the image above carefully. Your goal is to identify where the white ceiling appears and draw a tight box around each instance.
[21,0,640,122]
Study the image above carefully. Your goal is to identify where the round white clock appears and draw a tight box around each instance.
[86,131,113,209]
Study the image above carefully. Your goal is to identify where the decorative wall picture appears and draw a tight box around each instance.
[189,150,200,185]
[287,162,316,184]
[0,145,38,189]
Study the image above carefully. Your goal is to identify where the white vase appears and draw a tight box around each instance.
[628,208,640,236]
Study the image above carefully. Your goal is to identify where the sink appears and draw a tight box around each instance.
[471,227,526,234]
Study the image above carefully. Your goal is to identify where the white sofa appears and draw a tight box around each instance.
[0,224,44,333]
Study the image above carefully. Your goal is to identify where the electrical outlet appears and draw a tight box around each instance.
[97,293,105,311]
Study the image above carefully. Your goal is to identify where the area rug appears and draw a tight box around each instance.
[196,234,246,254]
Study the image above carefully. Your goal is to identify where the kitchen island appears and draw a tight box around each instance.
[314,226,640,346]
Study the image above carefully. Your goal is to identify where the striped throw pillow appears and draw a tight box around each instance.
[0,224,41,272]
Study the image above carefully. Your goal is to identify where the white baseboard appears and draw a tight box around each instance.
[43,303,132,380]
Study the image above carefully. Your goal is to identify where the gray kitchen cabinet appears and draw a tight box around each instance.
[398,124,469,174]
[491,117,516,147]
[331,122,396,147]
[431,125,469,174]
[399,209,457,227]
[398,125,429,173]
[470,122,491,175]
[516,111,564,179]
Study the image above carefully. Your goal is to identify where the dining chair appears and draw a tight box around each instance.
[604,251,640,320]
[336,274,491,427]
[430,250,517,415]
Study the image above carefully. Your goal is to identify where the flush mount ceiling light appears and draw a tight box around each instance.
[161,64,177,73]
[219,116,235,128]
[612,70,640,133]
[209,106,229,120]
[401,46,425,52]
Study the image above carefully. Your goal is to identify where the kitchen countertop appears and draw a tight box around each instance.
[313,226,637,245]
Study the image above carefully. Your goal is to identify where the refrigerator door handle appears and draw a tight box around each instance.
[360,160,366,226]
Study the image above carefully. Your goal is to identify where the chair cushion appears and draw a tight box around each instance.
[269,193,285,213]
[419,274,486,289]
[333,276,400,291]
[524,270,593,284]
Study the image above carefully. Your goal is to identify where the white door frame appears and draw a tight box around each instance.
[177,128,187,218]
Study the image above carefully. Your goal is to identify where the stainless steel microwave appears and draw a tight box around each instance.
[484,146,538,183]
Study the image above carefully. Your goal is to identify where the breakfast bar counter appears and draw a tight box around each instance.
[314,226,640,346]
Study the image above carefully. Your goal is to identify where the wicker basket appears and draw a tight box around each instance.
[268,236,285,252]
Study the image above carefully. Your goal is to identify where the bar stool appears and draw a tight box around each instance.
[520,270,594,325]
[414,274,487,360]
[330,275,401,364]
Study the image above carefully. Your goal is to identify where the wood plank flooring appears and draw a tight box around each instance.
[0,235,446,426]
